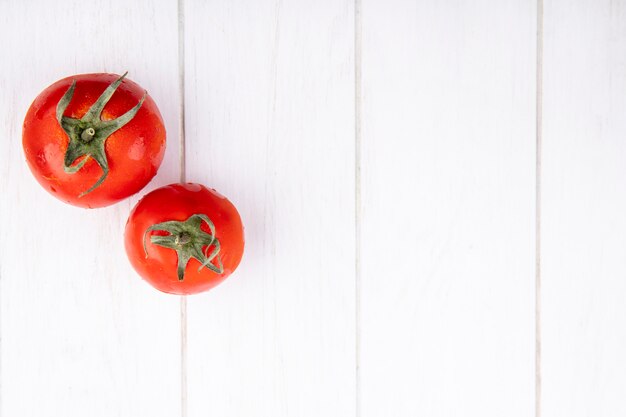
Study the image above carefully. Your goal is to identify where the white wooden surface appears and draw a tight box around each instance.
[0,0,624,416]
[0,1,181,416]
[359,1,536,416]
[542,0,626,415]
[183,1,356,416]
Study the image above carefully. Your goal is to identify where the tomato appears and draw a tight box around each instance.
[124,183,245,295]
[22,72,166,208]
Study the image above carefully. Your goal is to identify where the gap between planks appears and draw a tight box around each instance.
[535,0,544,416]
[178,0,188,417]
[354,0,363,416]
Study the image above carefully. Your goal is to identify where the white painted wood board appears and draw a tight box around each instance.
[0,1,182,416]
[542,1,626,415]
[3,0,626,415]
[183,1,356,416]
[359,1,537,416]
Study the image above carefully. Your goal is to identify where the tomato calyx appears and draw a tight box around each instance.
[143,214,224,281]
[56,72,146,197]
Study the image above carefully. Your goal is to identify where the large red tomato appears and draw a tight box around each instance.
[124,183,245,295]
[23,72,165,208]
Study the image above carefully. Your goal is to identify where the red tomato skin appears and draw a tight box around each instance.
[22,73,166,208]
[124,183,245,295]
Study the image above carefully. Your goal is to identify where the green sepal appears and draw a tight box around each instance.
[56,72,146,197]
[143,214,225,281]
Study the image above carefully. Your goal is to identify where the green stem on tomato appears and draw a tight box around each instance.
[56,71,146,197]
[80,127,96,142]
[143,214,224,281]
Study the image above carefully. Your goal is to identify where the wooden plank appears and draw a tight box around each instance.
[542,1,626,415]
[183,1,356,416]
[0,1,182,416]
[359,1,536,416]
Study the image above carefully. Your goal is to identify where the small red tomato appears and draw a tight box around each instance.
[124,183,245,295]
[23,72,166,208]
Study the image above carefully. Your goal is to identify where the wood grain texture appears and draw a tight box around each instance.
[183,1,356,416]
[359,1,536,416]
[5,0,626,415]
[0,1,182,416]
[542,1,626,415]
